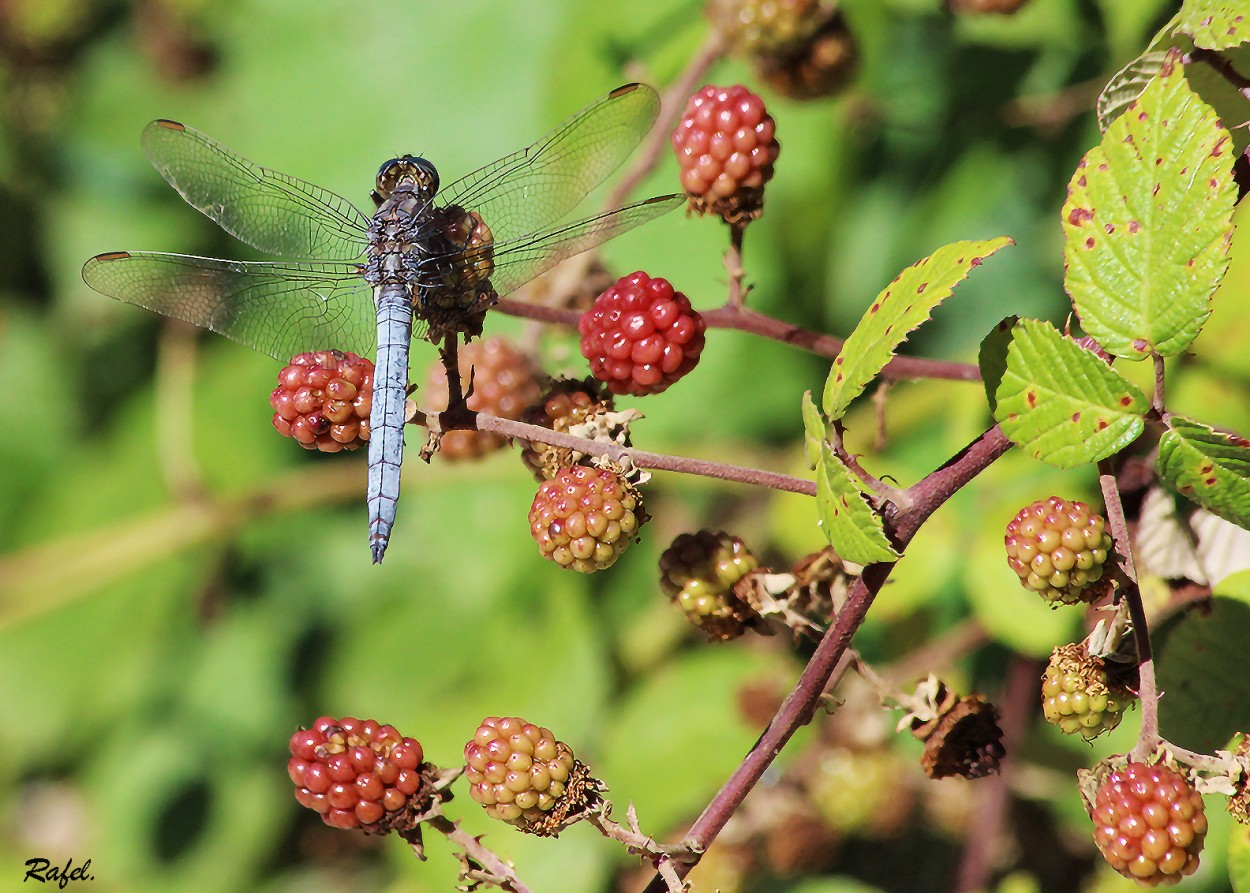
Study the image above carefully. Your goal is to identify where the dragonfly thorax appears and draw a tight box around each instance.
[375,156,439,201]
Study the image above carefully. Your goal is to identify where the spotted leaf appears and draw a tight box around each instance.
[1158,416,1250,529]
[1178,0,1250,49]
[1063,56,1235,359]
[993,319,1148,468]
[822,237,1013,420]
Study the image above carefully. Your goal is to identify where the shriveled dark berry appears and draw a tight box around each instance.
[270,351,373,452]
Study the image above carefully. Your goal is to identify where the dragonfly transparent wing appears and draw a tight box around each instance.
[83,252,376,360]
[141,120,371,260]
[421,193,683,299]
[437,84,661,247]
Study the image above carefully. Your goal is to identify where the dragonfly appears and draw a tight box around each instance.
[82,83,681,564]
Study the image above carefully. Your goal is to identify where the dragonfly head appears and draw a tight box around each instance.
[375,156,439,201]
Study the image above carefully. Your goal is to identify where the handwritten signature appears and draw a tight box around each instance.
[23,857,93,888]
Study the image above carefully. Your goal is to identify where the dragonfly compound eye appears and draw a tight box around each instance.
[375,156,439,199]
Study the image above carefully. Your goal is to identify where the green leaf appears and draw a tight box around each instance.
[1063,57,1236,358]
[1178,0,1250,49]
[1155,595,1250,752]
[993,319,1148,467]
[801,389,824,470]
[978,315,1018,414]
[1158,416,1250,528]
[814,441,899,565]
[822,237,1013,419]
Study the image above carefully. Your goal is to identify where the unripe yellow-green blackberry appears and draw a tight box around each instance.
[463,716,605,838]
[1041,644,1134,740]
[1004,496,1113,605]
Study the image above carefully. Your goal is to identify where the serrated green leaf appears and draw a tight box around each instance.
[1155,595,1250,752]
[1179,0,1250,49]
[802,389,824,470]
[814,441,899,565]
[1158,416,1250,528]
[822,237,1013,420]
[978,315,1018,414]
[1064,58,1236,358]
[993,319,1148,467]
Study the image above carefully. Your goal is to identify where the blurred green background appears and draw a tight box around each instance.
[1,0,1247,891]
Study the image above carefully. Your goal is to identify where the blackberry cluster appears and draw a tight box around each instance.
[1041,644,1134,740]
[671,85,781,223]
[1004,496,1113,605]
[463,716,578,829]
[270,351,373,452]
[529,466,644,572]
[288,716,426,831]
[659,530,762,639]
[425,335,541,460]
[1092,762,1207,885]
[578,271,706,396]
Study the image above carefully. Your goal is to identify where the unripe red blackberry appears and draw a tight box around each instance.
[287,715,427,832]
[659,530,762,640]
[270,351,373,452]
[1004,497,1113,605]
[529,465,644,572]
[578,271,706,396]
[464,716,599,836]
[704,0,823,56]
[671,85,780,223]
[1042,644,1134,740]
[425,335,542,461]
[1091,762,1207,885]
[519,377,614,481]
